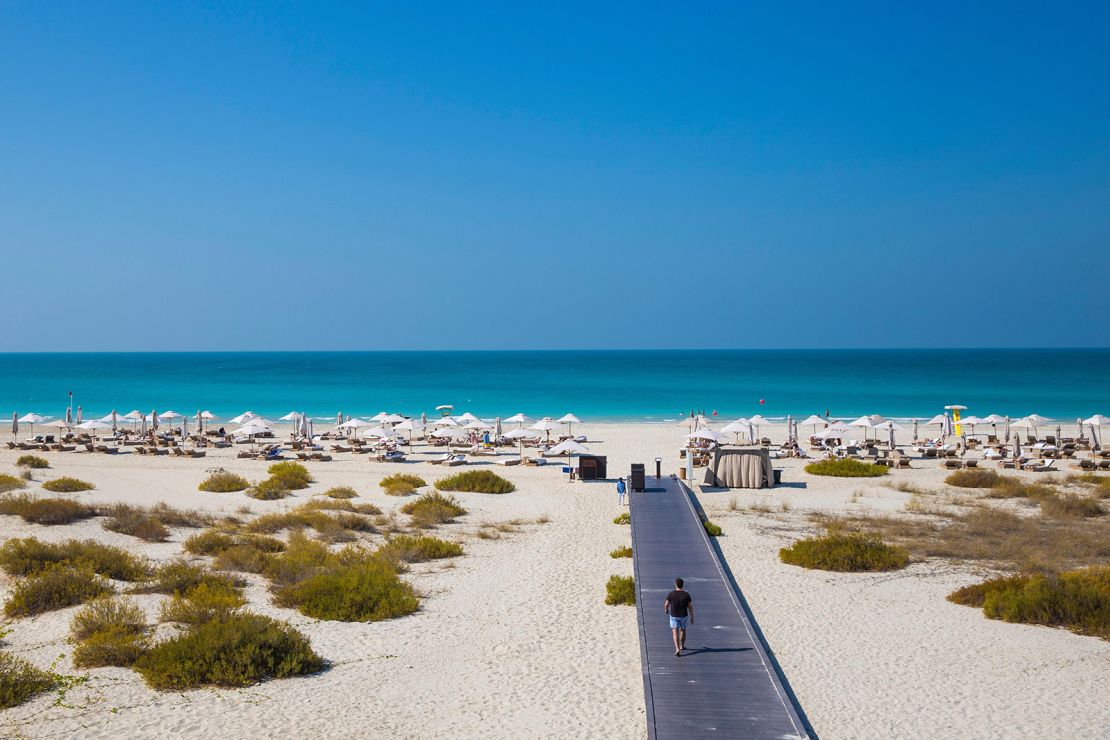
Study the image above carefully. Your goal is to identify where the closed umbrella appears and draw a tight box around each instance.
[11,412,16,437]
[151,410,159,432]
[912,418,919,441]
[65,407,72,426]
[140,414,148,436]
[1085,415,1108,448]
[1004,415,1011,443]
[182,415,189,439]
[1012,433,1021,459]
[196,410,203,436]
[76,406,83,424]
[494,417,503,440]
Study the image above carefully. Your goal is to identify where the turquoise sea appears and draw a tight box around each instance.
[0,350,1106,422]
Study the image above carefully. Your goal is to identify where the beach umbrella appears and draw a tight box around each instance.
[140,414,148,436]
[305,418,314,441]
[748,414,769,441]
[503,427,533,459]
[336,412,343,428]
[65,407,72,426]
[18,413,49,439]
[279,412,302,422]
[77,420,112,431]
[112,410,118,433]
[1090,423,1101,449]
[421,411,428,427]
[688,429,724,443]
[557,413,580,437]
[434,416,460,427]
[1055,425,1061,443]
[1012,433,1021,459]
[160,410,183,421]
[494,417,503,439]
[1004,415,1011,443]
[465,420,492,430]
[11,412,16,437]
[941,413,953,441]
[228,411,257,425]
[530,417,558,443]
[747,420,755,443]
[395,418,424,445]
[151,410,159,432]
[912,418,919,440]
[455,412,480,424]
[546,439,590,456]
[1085,415,1108,447]
[799,414,825,436]
[503,413,533,427]
[196,410,203,435]
[359,426,397,440]
[76,406,83,424]
[337,418,372,429]
[382,414,406,425]
[182,415,189,439]
[818,422,856,439]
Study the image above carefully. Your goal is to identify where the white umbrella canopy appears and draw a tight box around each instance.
[98,413,118,423]
[434,417,460,427]
[44,419,71,429]
[530,418,558,432]
[279,412,302,422]
[848,415,875,428]
[546,439,590,456]
[818,422,856,439]
[359,426,397,439]
[383,414,407,425]
[431,426,468,439]
[455,412,480,424]
[799,414,825,426]
[395,419,425,431]
[336,418,372,429]
[369,412,391,422]
[200,410,217,420]
[688,429,724,442]
[159,410,184,420]
[1025,414,1052,424]
[234,420,273,436]
[924,414,948,426]
[464,420,493,430]
[981,414,1007,423]
[1084,414,1109,426]
[78,419,112,431]
[227,411,257,425]
[501,428,535,440]
[719,419,750,434]
[557,413,580,424]
[18,413,49,423]
[122,410,145,421]
[503,413,534,426]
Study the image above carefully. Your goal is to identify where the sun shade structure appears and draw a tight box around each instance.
[77,420,112,430]
[688,428,724,442]
[546,439,590,456]
[433,416,460,427]
[454,412,480,424]
[227,411,258,425]
[503,413,534,426]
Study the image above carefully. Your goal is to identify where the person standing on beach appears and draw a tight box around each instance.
[616,477,626,505]
[664,578,694,656]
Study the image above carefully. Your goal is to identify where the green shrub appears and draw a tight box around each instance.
[324,486,358,499]
[382,480,416,496]
[1067,473,1110,498]
[300,499,381,515]
[15,455,49,469]
[247,504,375,543]
[132,560,244,597]
[184,530,238,556]
[41,477,95,493]
[400,491,468,528]
[605,575,635,606]
[380,474,425,491]
[378,535,463,563]
[275,559,419,622]
[73,627,149,668]
[70,596,147,640]
[0,494,97,525]
[213,543,271,574]
[948,566,1109,639]
[435,470,515,494]
[0,474,28,493]
[804,459,888,478]
[945,469,1001,488]
[102,502,213,530]
[1040,494,1105,519]
[198,470,250,493]
[0,537,149,580]
[0,652,56,709]
[267,462,312,490]
[248,477,291,500]
[104,510,170,542]
[159,583,246,624]
[609,545,632,558]
[261,533,335,587]
[988,476,1056,500]
[612,512,630,525]
[780,530,909,572]
[4,564,113,617]
[703,520,722,537]
[133,613,323,689]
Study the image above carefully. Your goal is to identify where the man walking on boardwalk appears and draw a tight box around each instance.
[664,578,694,656]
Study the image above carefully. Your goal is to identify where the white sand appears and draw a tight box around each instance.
[1,422,1107,738]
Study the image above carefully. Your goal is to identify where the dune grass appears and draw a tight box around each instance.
[74,627,149,668]
[0,537,150,580]
[0,652,57,709]
[15,455,49,469]
[323,486,358,499]
[0,494,97,525]
[377,535,463,563]
[274,557,419,622]
[159,582,247,624]
[435,470,515,494]
[400,491,468,528]
[703,520,722,537]
[70,596,149,668]
[948,566,1109,640]
[4,564,114,617]
[605,575,635,605]
[945,469,1001,488]
[198,470,250,493]
[267,461,312,490]
[0,474,27,494]
[70,596,147,640]
[131,560,245,597]
[804,458,888,477]
[780,529,909,572]
[260,532,336,587]
[245,502,377,542]
[609,545,633,558]
[612,512,630,525]
[1040,494,1105,519]
[380,474,425,490]
[133,613,323,690]
[41,477,95,493]
[248,477,291,500]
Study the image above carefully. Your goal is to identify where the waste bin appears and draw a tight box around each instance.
[773,469,782,486]
[630,463,646,492]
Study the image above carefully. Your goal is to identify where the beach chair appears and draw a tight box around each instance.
[171,447,186,456]
[1072,459,1097,470]
[941,459,961,469]
[186,449,206,458]
[310,453,332,461]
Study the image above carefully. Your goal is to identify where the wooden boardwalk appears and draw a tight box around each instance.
[629,477,813,739]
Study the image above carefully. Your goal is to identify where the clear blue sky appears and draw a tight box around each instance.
[2,2,1108,350]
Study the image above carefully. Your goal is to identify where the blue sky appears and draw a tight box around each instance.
[1,2,1108,350]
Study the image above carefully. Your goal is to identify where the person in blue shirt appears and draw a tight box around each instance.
[616,477,626,505]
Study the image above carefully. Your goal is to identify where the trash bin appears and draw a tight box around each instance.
[678,466,686,480]
[630,463,646,492]
[773,469,782,486]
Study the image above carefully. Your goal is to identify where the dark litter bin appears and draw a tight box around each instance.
[773,469,782,486]
[630,463,646,492]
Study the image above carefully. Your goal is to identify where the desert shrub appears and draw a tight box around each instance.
[400,491,467,528]
[435,470,515,494]
[275,558,419,622]
[73,628,149,668]
[380,474,425,496]
[609,545,632,558]
[945,469,1001,488]
[267,461,312,490]
[1067,473,1110,498]
[804,459,888,478]
[261,533,335,587]
[41,477,95,493]
[213,544,271,574]
[198,470,250,493]
[70,596,147,640]
[0,537,149,580]
[300,499,381,515]
[382,480,416,496]
[102,502,213,530]
[948,566,1109,639]
[0,652,56,709]
[780,530,909,572]
[159,583,246,624]
[248,477,291,500]
[324,486,358,499]
[104,510,170,542]
[703,520,722,537]
[133,560,244,597]
[4,564,113,617]
[184,530,238,556]
[612,512,630,525]
[1040,494,1105,519]
[378,535,463,563]
[0,494,97,525]
[133,613,323,689]
[247,505,375,543]
[0,474,28,493]
[15,455,49,469]
[988,477,1056,500]
[605,575,635,605]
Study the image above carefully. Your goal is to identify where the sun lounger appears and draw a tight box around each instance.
[1023,459,1056,472]
[172,447,186,456]
[444,458,466,466]
[310,453,332,461]
[497,458,521,466]
[941,459,961,469]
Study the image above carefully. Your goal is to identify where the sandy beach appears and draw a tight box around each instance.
[1,422,1108,739]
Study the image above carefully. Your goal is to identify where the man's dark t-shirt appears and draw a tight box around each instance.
[666,590,692,617]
